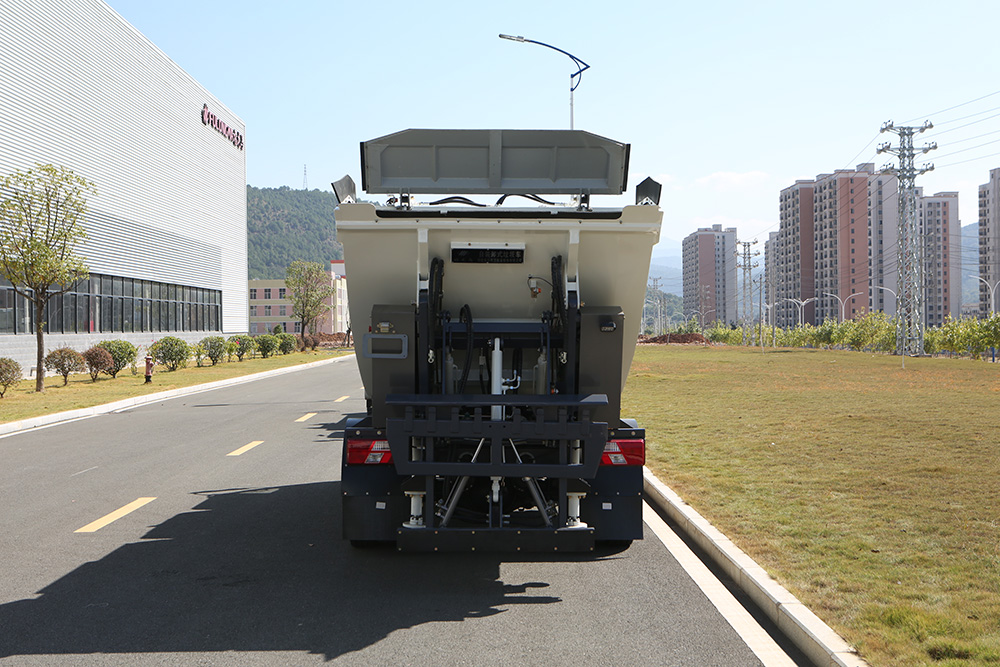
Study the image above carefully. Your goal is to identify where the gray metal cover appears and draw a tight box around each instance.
[360,129,629,195]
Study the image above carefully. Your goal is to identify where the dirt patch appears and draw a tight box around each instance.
[638,333,709,345]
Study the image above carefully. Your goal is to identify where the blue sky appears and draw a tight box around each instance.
[109,0,1000,261]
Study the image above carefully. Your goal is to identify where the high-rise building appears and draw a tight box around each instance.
[774,181,815,327]
[682,224,737,326]
[918,190,961,327]
[766,165,959,328]
[978,168,1000,315]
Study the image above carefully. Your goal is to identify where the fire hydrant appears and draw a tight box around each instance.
[144,355,154,384]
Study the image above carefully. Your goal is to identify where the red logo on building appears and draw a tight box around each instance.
[202,104,244,151]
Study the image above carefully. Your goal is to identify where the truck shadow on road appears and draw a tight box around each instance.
[0,481,606,661]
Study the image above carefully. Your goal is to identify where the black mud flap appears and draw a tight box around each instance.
[395,527,595,553]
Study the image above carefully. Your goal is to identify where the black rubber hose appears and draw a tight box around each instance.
[457,304,474,394]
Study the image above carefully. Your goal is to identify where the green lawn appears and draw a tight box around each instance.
[0,349,350,425]
[625,345,1000,666]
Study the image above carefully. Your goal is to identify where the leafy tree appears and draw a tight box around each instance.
[151,336,190,371]
[256,333,279,358]
[44,347,85,385]
[0,164,95,392]
[272,324,284,335]
[201,336,227,365]
[0,358,22,398]
[286,260,334,336]
[83,346,112,381]
[98,339,138,378]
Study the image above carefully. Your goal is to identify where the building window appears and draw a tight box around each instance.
[250,288,257,300]
[279,288,286,299]
[264,288,272,299]
[265,305,271,316]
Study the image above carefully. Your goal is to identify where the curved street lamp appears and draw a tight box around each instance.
[873,285,897,311]
[499,34,590,130]
[969,275,1000,316]
[823,291,866,323]
[780,297,817,327]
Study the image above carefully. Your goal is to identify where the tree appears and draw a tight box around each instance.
[0,164,95,392]
[0,358,22,398]
[285,260,334,337]
[98,339,138,378]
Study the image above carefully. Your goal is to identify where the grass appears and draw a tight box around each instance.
[0,349,351,425]
[625,345,1000,666]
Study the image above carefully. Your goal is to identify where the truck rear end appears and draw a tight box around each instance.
[335,129,661,551]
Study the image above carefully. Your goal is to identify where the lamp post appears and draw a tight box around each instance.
[499,34,589,130]
[781,297,817,327]
[873,285,897,310]
[823,291,866,323]
[686,309,715,329]
[970,275,1000,316]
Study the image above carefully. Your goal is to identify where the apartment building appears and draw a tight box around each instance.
[767,164,958,328]
[979,168,1000,315]
[682,224,737,325]
[248,261,348,335]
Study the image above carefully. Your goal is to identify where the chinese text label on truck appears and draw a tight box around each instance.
[334,129,662,551]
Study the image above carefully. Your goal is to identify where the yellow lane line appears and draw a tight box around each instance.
[227,440,264,457]
[295,412,317,422]
[75,497,157,533]
[335,395,349,403]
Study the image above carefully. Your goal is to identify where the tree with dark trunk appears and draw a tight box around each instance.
[0,164,94,392]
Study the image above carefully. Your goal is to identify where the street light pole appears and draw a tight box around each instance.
[970,275,1000,316]
[499,34,589,130]
[823,291,866,323]
[781,297,817,327]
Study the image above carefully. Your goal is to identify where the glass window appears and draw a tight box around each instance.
[264,288,272,299]
[113,298,123,331]
[77,292,89,332]
[279,288,286,299]
[168,302,177,330]
[134,299,143,332]
[250,288,257,300]
[0,289,13,334]
[122,298,133,332]
[265,305,271,316]
[102,275,113,296]
[113,277,123,297]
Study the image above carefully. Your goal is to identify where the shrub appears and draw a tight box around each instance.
[228,335,254,361]
[256,334,279,358]
[201,336,227,365]
[83,346,113,381]
[44,347,86,386]
[299,334,313,351]
[151,336,191,371]
[0,357,22,398]
[278,332,297,355]
[272,324,284,335]
[193,342,207,367]
[98,340,138,378]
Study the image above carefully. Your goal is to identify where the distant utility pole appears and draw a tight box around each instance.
[303,164,308,190]
[877,120,936,356]
[736,239,759,345]
[649,277,660,335]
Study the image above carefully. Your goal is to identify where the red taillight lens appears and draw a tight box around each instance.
[346,439,393,465]
[601,439,645,466]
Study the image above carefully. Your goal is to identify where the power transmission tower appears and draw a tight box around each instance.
[735,239,759,345]
[303,164,308,190]
[877,120,936,356]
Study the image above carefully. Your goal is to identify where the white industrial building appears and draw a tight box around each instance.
[0,0,247,371]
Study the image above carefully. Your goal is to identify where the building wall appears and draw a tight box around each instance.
[979,168,1000,315]
[918,191,960,327]
[248,262,349,336]
[682,224,736,325]
[0,0,247,369]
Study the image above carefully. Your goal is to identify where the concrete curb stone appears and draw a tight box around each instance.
[0,355,352,438]
[643,468,870,667]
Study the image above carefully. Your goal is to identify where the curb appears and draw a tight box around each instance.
[643,468,869,667]
[0,355,353,438]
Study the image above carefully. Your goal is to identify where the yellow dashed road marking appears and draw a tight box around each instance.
[295,413,317,422]
[75,497,157,533]
[227,440,264,456]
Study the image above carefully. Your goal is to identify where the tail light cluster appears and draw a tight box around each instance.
[346,439,393,465]
[601,439,645,466]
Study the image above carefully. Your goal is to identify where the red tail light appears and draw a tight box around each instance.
[601,439,645,466]
[346,439,393,465]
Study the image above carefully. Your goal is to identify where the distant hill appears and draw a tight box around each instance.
[246,185,342,279]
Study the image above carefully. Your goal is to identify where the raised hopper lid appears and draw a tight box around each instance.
[360,129,630,195]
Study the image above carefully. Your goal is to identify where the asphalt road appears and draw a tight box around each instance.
[0,360,800,666]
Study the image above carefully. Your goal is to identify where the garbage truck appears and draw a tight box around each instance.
[334,129,662,551]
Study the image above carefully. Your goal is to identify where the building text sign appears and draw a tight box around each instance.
[202,104,244,150]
